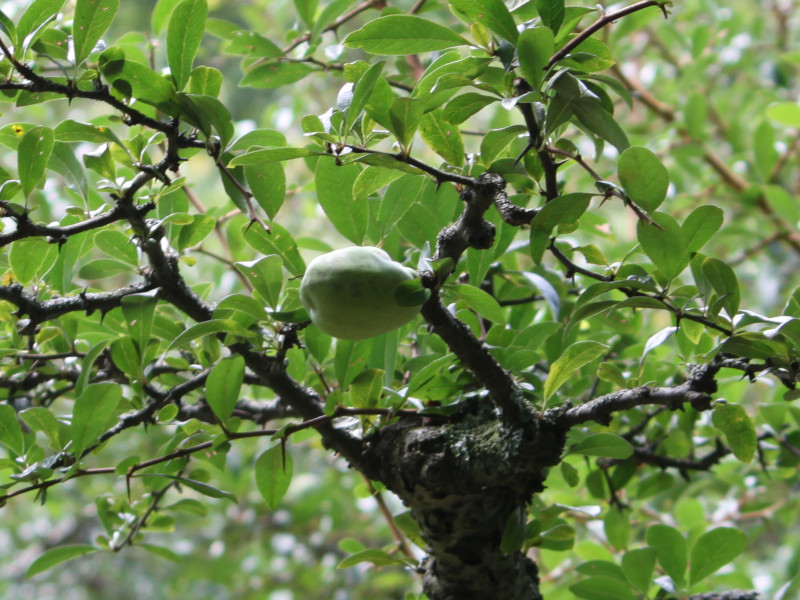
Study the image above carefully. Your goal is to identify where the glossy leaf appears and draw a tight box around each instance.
[18,125,54,197]
[0,403,24,455]
[255,444,293,510]
[712,403,757,463]
[545,341,608,401]
[618,146,669,213]
[689,527,747,585]
[454,284,506,324]
[344,15,469,55]
[243,222,305,276]
[621,547,657,593]
[73,0,119,66]
[450,0,518,43]
[206,354,245,425]
[636,212,689,281]
[70,383,122,458]
[167,0,207,89]
[646,524,687,586]
[572,433,633,459]
[26,545,98,579]
[315,158,365,244]
[10,237,57,284]
[235,255,283,309]
[702,256,740,318]
[419,109,464,166]
[682,205,723,253]
[517,27,554,90]
[570,576,636,600]
[536,0,565,34]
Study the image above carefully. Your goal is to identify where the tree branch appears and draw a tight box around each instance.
[555,379,715,428]
[547,1,671,69]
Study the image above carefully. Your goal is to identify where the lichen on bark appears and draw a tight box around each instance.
[361,398,566,600]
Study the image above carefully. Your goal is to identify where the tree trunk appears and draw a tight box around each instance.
[362,400,566,600]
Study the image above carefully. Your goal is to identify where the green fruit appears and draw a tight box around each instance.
[299,246,421,340]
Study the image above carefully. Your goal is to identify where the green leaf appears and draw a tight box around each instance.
[94,229,138,266]
[345,61,385,133]
[344,15,469,55]
[570,576,636,600]
[419,109,464,166]
[560,461,579,487]
[702,257,740,318]
[79,258,132,279]
[572,433,633,459]
[10,237,57,284]
[73,0,119,67]
[684,91,707,140]
[378,174,425,237]
[536,0,565,34]
[517,27,554,91]
[682,205,723,253]
[621,547,656,593]
[389,97,425,149]
[618,146,669,213]
[18,0,65,52]
[150,474,237,501]
[348,368,384,408]
[235,255,283,309]
[20,407,62,450]
[441,92,498,125]
[70,383,122,458]
[293,0,317,28]
[110,335,140,378]
[766,102,800,128]
[450,0,519,43]
[337,548,405,569]
[646,524,687,586]
[240,61,317,88]
[255,444,293,510]
[636,212,689,281]
[121,293,157,356]
[315,159,365,244]
[243,221,305,277]
[229,146,323,165]
[454,284,506,324]
[0,403,24,455]
[559,38,615,73]
[353,166,403,202]
[712,403,757,463]
[572,98,629,152]
[18,125,54,198]
[545,340,607,401]
[167,0,207,89]
[26,545,97,579]
[529,193,593,263]
[165,319,256,354]
[604,507,630,551]
[501,507,527,554]
[689,527,747,586]
[177,93,234,147]
[206,354,245,426]
[394,278,430,307]
[636,471,674,499]
[188,66,224,96]
[99,54,178,111]
[177,213,217,250]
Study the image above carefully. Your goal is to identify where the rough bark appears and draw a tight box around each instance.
[361,399,566,600]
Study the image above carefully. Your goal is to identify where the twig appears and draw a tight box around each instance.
[548,1,671,69]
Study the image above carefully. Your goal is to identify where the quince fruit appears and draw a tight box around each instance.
[299,246,421,340]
